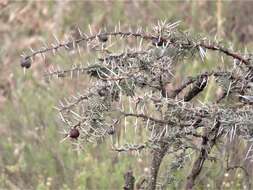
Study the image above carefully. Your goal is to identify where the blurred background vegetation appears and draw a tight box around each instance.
[0,1,253,189]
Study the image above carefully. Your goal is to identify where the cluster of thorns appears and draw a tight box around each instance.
[21,21,253,189]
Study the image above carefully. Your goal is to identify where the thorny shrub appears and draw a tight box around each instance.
[21,21,253,190]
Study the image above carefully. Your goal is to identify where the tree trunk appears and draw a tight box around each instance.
[185,119,220,190]
[147,143,168,190]
[123,170,135,190]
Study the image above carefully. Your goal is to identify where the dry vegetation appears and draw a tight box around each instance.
[1,1,253,190]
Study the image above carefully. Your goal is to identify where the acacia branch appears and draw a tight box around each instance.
[169,72,212,99]
[147,142,169,190]
[184,73,208,102]
[22,31,250,68]
[200,43,249,65]
[185,119,221,190]
[120,112,175,125]
[23,31,153,60]
[123,170,135,190]
[112,144,146,152]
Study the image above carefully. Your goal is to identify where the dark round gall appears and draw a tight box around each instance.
[20,56,31,69]
[98,33,108,42]
[152,38,166,47]
[69,128,80,139]
[107,127,115,135]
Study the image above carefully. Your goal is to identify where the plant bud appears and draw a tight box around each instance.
[20,56,31,69]
[98,33,108,42]
[152,37,166,47]
[69,128,80,139]
[107,127,115,135]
